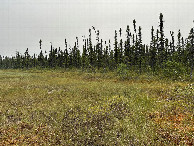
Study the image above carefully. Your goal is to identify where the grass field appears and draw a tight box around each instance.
[0,69,193,145]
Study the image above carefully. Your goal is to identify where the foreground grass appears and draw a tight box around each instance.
[0,69,193,145]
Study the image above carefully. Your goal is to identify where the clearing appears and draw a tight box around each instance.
[0,69,193,145]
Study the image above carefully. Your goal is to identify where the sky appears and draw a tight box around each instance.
[0,0,193,57]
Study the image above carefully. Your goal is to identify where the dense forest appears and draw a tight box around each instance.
[0,13,193,79]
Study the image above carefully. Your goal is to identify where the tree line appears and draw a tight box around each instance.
[0,13,193,78]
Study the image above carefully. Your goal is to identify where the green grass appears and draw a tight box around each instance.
[0,69,193,145]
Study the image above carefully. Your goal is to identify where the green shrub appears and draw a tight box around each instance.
[117,63,129,80]
[162,61,187,80]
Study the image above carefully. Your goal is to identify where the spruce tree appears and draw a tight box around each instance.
[159,13,165,66]
[150,26,157,72]
[114,30,118,66]
[138,26,143,74]
[24,48,30,68]
[188,28,194,78]
[88,29,93,66]
[133,19,137,33]
[176,29,182,62]
[64,39,69,68]
[119,28,123,64]
[124,25,131,66]
[39,39,42,50]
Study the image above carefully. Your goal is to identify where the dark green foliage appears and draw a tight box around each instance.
[124,25,131,66]
[114,30,119,66]
[137,26,143,74]
[0,13,193,80]
[150,26,157,72]
[161,60,187,79]
[187,28,194,78]
[158,13,166,66]
[117,63,128,80]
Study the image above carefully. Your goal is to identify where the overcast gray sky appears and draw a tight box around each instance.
[0,0,193,56]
